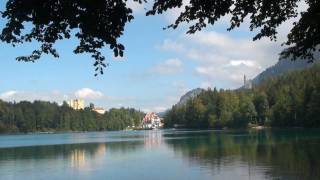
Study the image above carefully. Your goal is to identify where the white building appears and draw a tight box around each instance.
[93,107,106,114]
[244,74,252,89]
[89,103,105,114]
[142,112,163,129]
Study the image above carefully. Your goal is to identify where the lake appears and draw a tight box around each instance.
[0,129,320,180]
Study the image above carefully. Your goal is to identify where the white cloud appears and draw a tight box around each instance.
[187,31,235,48]
[186,31,279,87]
[0,88,138,110]
[163,0,190,23]
[165,58,182,66]
[150,58,183,75]
[195,62,261,88]
[142,106,168,113]
[0,91,18,99]
[184,31,279,65]
[228,60,262,69]
[74,88,104,100]
[200,81,213,89]
[126,0,145,14]
[0,90,69,103]
[158,39,185,52]
[171,81,189,96]
[156,1,310,89]
[138,81,191,113]
[158,30,282,88]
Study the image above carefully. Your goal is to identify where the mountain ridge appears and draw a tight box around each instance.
[251,52,320,86]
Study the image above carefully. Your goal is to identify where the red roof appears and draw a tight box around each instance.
[143,112,160,122]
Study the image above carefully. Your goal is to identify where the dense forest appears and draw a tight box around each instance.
[0,101,145,133]
[164,65,320,129]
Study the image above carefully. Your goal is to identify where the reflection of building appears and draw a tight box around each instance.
[244,74,252,89]
[144,130,162,149]
[95,144,106,157]
[70,149,86,168]
[67,99,85,110]
[142,112,163,129]
[70,144,106,170]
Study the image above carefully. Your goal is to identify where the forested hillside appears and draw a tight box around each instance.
[0,101,144,133]
[164,65,320,128]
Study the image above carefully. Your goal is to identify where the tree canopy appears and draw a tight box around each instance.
[0,100,145,133]
[1,0,319,75]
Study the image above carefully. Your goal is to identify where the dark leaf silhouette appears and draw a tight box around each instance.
[147,0,320,61]
[0,0,319,75]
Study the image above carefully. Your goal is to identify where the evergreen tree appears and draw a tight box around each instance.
[253,92,270,125]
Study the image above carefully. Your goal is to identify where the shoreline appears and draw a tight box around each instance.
[0,126,315,136]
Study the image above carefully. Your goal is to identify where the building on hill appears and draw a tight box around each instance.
[67,99,85,110]
[93,107,106,114]
[142,112,163,129]
[89,103,106,114]
[243,74,252,89]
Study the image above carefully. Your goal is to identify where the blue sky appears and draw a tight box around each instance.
[0,1,306,112]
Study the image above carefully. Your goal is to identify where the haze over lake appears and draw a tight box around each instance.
[1,129,320,180]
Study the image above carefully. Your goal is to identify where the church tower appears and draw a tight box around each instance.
[243,74,252,89]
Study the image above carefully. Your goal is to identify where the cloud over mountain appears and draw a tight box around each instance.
[74,88,104,100]
[159,30,282,88]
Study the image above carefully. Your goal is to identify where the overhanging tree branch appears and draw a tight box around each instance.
[0,0,319,75]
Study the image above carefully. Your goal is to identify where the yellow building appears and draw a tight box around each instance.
[67,99,85,110]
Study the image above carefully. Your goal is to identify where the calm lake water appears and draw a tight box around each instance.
[1,129,320,180]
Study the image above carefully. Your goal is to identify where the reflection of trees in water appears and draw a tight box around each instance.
[0,140,144,163]
[105,141,144,154]
[164,130,320,179]
[0,143,103,161]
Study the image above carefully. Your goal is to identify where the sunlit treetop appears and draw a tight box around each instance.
[1,0,319,75]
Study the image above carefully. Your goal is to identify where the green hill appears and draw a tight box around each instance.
[164,65,320,128]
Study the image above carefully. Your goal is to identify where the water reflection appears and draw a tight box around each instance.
[69,143,108,169]
[95,143,106,157]
[164,129,320,180]
[0,143,106,161]
[143,130,163,149]
[0,141,143,174]
[70,149,86,168]
[0,129,320,179]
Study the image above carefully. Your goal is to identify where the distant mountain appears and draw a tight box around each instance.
[157,111,168,118]
[251,52,320,86]
[157,88,204,117]
[176,88,204,107]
